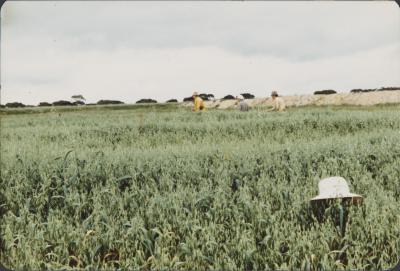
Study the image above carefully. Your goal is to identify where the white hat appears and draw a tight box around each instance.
[310,176,362,201]
[237,95,244,100]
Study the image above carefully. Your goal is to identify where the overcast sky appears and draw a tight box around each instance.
[1,1,399,104]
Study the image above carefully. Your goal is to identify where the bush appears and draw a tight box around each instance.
[314,90,337,95]
[97,100,124,105]
[350,88,376,93]
[73,101,85,105]
[183,97,193,102]
[199,93,210,101]
[378,87,400,91]
[52,100,74,106]
[166,99,178,103]
[0,104,5,108]
[136,99,157,104]
[222,95,236,100]
[241,93,255,99]
[5,102,26,108]
[38,102,52,107]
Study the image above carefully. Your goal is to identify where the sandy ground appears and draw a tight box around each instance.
[182,90,400,109]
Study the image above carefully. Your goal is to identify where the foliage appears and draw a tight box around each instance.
[314,90,337,95]
[166,99,178,103]
[240,93,255,99]
[183,97,194,102]
[1,106,399,270]
[97,100,124,105]
[5,102,26,108]
[222,95,236,100]
[351,87,400,93]
[53,100,75,106]
[71,95,86,101]
[136,99,157,104]
[38,102,52,107]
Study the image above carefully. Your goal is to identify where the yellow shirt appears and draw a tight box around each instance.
[193,97,205,111]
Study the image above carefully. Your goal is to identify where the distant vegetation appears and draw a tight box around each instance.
[38,102,52,107]
[350,87,400,93]
[166,99,178,103]
[52,100,74,106]
[241,93,255,99]
[222,94,236,100]
[380,87,399,90]
[314,90,337,95]
[5,102,26,108]
[199,94,215,101]
[183,94,214,102]
[136,99,157,104]
[97,100,124,105]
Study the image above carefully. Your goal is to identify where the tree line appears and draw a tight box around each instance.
[1,87,399,108]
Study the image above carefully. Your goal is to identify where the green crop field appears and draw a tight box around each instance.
[1,105,399,270]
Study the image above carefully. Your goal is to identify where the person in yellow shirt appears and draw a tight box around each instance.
[192,92,205,112]
[267,91,286,112]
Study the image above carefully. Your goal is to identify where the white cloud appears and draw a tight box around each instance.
[1,1,399,104]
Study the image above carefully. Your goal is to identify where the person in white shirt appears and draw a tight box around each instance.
[235,95,250,112]
[267,91,286,112]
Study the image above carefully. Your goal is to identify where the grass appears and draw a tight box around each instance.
[0,104,399,269]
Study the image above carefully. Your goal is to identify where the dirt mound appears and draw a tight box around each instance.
[182,90,400,109]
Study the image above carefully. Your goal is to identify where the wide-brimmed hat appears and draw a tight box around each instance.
[237,95,244,100]
[271,91,278,97]
[192,92,199,96]
[311,176,362,201]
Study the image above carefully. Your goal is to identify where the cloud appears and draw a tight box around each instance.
[3,41,399,104]
[1,1,399,104]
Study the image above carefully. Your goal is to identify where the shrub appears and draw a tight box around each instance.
[52,100,74,106]
[378,87,399,91]
[198,94,210,101]
[183,97,193,102]
[0,104,5,108]
[97,100,124,105]
[73,101,85,105]
[241,93,255,99]
[5,102,26,108]
[136,99,157,104]
[350,89,376,93]
[166,99,178,103]
[314,90,337,95]
[222,95,236,100]
[38,102,52,107]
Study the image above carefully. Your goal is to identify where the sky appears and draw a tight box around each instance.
[1,1,399,105]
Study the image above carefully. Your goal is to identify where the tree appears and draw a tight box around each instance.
[166,99,178,103]
[199,93,210,101]
[241,93,255,99]
[222,94,235,100]
[136,99,157,104]
[71,95,85,101]
[314,90,337,95]
[97,100,124,105]
[38,102,52,107]
[6,102,26,108]
[53,100,74,106]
